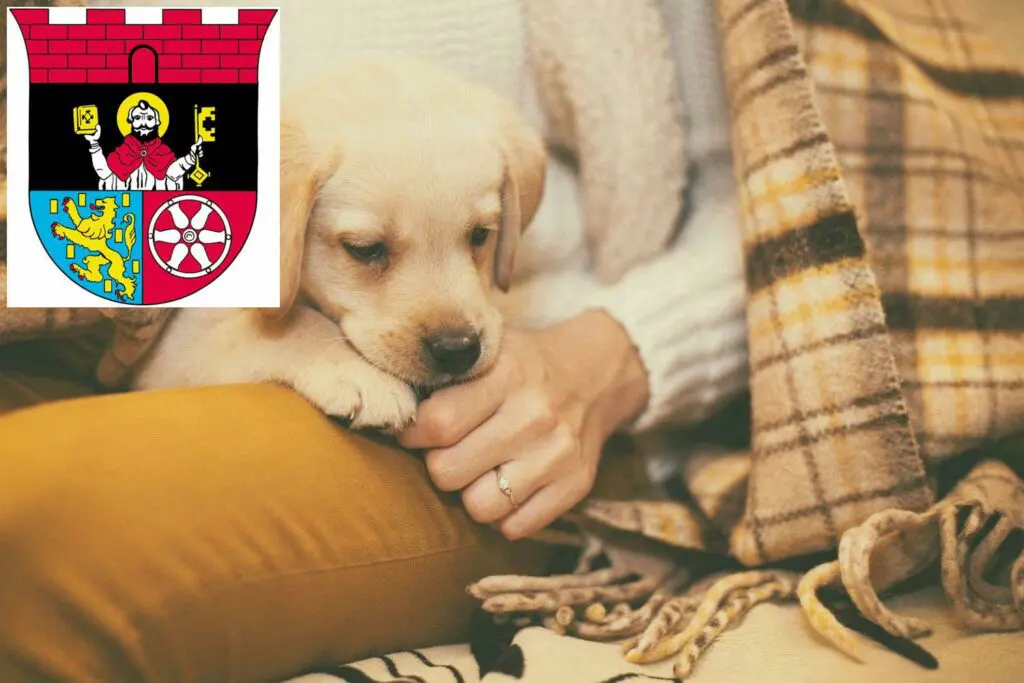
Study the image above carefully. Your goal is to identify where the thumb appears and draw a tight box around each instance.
[94,124,101,135]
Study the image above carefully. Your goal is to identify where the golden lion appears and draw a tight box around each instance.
[51,196,137,301]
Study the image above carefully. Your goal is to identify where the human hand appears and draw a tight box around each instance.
[190,138,204,158]
[84,124,101,145]
[397,310,649,539]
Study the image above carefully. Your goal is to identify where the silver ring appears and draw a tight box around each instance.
[496,466,519,509]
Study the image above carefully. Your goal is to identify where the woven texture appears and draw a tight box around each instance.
[728,0,1024,564]
[470,0,1024,673]
[557,0,1024,568]
[522,0,687,284]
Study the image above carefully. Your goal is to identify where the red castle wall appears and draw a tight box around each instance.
[11,8,276,85]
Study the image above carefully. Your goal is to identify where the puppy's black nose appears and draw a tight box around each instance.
[424,329,481,375]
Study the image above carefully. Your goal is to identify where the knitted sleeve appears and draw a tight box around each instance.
[508,0,747,430]
[498,159,748,432]
[521,0,687,285]
[590,160,748,431]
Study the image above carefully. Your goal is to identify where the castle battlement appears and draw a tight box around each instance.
[11,8,276,85]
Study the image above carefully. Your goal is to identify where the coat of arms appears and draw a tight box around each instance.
[5,6,280,307]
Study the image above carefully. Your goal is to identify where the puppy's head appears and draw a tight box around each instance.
[272,58,546,388]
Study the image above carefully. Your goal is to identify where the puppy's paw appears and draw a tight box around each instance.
[347,366,419,433]
[296,357,418,433]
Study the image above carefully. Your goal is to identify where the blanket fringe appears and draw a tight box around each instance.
[797,562,865,662]
[470,564,801,680]
[798,461,1024,662]
[469,462,1024,679]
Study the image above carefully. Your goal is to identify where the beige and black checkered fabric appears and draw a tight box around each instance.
[558,0,1024,566]
[473,0,1024,663]
[724,0,1024,565]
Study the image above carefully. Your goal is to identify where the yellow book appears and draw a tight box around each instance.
[73,105,99,135]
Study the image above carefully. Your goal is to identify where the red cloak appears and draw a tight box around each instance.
[106,135,177,182]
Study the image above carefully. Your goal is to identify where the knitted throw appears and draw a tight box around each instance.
[468,0,1024,677]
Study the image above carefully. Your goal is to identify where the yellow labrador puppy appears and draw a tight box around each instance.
[132,57,546,431]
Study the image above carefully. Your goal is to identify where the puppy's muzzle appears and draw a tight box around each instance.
[423,328,481,376]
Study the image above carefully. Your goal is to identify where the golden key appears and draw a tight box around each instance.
[188,105,216,187]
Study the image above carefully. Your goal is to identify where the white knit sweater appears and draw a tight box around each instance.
[111,0,749,432]
[495,0,748,431]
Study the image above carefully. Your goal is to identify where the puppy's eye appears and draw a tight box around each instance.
[342,241,388,263]
[469,225,491,247]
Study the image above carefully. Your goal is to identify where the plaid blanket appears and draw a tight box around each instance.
[468,0,1024,677]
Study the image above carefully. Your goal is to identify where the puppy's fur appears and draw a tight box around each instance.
[132,57,546,430]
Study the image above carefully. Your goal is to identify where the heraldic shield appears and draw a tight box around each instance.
[10,7,277,305]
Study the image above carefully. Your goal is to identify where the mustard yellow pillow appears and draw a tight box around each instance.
[0,383,642,682]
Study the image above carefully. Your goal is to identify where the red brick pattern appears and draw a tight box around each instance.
[11,8,276,85]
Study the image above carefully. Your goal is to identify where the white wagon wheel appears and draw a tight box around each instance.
[147,194,232,279]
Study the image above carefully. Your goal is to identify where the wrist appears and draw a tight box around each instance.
[540,309,650,440]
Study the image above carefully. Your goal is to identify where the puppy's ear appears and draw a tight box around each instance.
[494,115,546,292]
[264,116,335,321]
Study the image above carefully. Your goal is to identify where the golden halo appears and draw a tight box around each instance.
[116,92,170,138]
